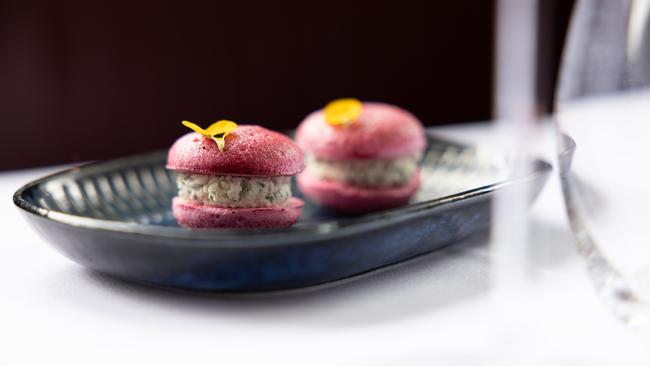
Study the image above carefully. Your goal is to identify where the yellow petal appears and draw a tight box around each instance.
[182,120,209,136]
[205,120,238,136]
[212,136,226,152]
[181,119,238,151]
[324,98,363,126]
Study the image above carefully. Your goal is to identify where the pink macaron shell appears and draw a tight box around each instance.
[297,171,420,213]
[172,196,304,228]
[295,102,426,160]
[167,125,304,176]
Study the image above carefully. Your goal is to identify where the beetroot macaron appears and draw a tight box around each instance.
[295,99,426,213]
[167,120,305,228]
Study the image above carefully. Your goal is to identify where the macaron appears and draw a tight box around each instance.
[295,99,426,213]
[167,121,305,228]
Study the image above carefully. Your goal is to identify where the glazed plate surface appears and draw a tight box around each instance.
[14,133,551,291]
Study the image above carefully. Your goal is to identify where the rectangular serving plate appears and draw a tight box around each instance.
[13,133,551,291]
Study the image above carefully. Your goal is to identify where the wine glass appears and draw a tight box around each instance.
[556,0,650,326]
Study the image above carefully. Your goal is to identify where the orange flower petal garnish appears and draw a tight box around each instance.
[182,120,238,151]
[323,98,363,127]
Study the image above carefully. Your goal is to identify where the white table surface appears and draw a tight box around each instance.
[2,122,649,365]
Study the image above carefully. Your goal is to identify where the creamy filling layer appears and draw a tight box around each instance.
[177,174,291,208]
[304,154,420,187]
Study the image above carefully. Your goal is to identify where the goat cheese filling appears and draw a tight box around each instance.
[304,154,420,187]
[177,174,291,208]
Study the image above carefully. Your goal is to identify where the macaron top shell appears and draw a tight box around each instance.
[167,125,304,176]
[295,102,426,160]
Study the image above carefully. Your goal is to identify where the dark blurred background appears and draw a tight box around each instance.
[0,0,574,171]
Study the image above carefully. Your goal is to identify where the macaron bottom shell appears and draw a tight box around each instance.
[172,196,304,228]
[297,171,420,214]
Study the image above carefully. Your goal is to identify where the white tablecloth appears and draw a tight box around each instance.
[2,122,649,365]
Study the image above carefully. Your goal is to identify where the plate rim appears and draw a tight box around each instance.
[13,149,552,245]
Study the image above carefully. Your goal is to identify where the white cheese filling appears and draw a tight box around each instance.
[305,154,420,187]
[177,174,291,208]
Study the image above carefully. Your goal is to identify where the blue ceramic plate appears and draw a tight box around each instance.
[13,133,551,292]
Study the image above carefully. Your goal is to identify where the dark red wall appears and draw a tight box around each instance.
[0,1,572,170]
